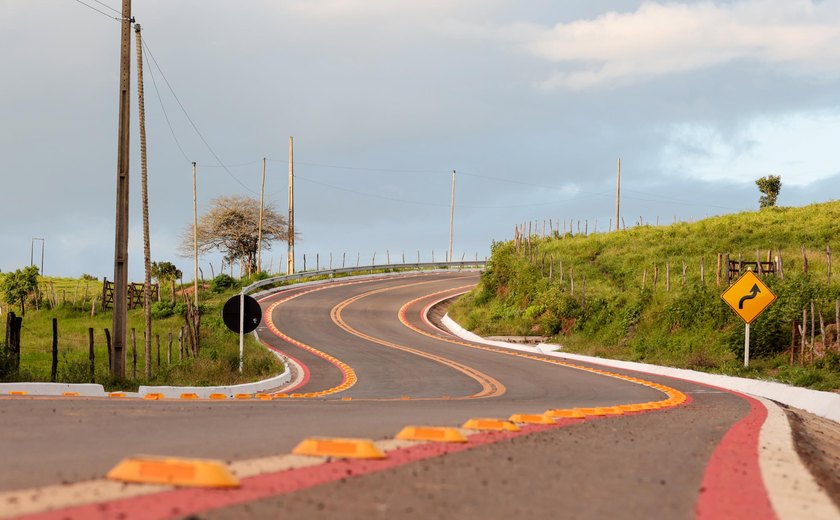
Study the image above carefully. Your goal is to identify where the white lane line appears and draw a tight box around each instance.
[756,397,840,520]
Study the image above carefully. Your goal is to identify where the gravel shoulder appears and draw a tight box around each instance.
[784,404,840,509]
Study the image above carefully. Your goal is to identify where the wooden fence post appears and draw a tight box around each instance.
[642,268,647,289]
[104,328,112,371]
[716,253,722,287]
[777,247,784,280]
[682,261,687,287]
[167,332,173,365]
[179,328,184,360]
[802,245,809,274]
[700,257,705,284]
[653,265,659,291]
[131,328,137,380]
[51,318,58,383]
[88,328,95,384]
[827,244,832,285]
[810,301,816,362]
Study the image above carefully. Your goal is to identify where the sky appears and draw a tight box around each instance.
[1,0,839,280]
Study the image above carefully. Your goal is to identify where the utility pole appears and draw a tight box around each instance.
[111,0,132,380]
[135,23,152,380]
[30,238,44,274]
[287,136,295,275]
[615,158,621,233]
[192,162,198,307]
[257,158,266,274]
[448,170,456,262]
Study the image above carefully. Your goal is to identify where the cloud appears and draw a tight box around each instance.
[660,109,840,186]
[506,0,840,89]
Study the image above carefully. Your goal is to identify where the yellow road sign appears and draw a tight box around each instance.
[721,270,777,324]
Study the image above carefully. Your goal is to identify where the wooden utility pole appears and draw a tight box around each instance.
[257,157,266,273]
[111,0,132,380]
[135,23,153,380]
[192,162,198,307]
[615,158,621,232]
[287,136,295,274]
[448,170,456,262]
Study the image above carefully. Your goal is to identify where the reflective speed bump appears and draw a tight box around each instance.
[462,418,521,432]
[292,437,386,459]
[106,456,239,488]
[395,426,468,443]
[509,413,555,425]
[545,409,586,419]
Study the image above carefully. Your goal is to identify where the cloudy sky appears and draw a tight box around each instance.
[2,0,839,280]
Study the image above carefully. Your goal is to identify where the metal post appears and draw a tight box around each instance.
[111,0,132,380]
[744,323,750,367]
[448,170,455,262]
[239,290,245,373]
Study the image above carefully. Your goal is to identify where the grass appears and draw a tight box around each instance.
[449,201,840,391]
[0,275,283,391]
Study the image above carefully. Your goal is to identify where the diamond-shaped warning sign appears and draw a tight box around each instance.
[721,270,777,324]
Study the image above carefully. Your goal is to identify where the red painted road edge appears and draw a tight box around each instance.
[695,392,775,520]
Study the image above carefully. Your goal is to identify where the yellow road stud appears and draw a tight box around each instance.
[545,409,586,419]
[143,393,164,400]
[8,391,27,396]
[290,393,305,398]
[109,392,126,398]
[63,392,81,397]
[341,397,353,401]
[179,393,199,400]
[292,437,386,459]
[273,393,289,399]
[462,418,520,432]
[598,407,625,415]
[618,404,644,412]
[577,407,609,416]
[234,394,252,400]
[256,393,273,400]
[509,413,555,425]
[209,393,227,400]
[106,456,239,488]
[395,426,468,443]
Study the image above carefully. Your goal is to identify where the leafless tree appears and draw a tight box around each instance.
[180,196,290,276]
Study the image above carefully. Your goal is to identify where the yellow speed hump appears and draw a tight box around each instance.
[721,270,777,324]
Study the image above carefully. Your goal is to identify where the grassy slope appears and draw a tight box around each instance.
[449,202,840,391]
[0,276,282,391]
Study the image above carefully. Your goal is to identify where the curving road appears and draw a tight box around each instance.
[0,271,826,519]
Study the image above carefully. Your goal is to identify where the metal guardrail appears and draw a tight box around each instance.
[241,261,487,295]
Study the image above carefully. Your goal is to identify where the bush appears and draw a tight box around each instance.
[211,274,237,293]
[151,301,174,319]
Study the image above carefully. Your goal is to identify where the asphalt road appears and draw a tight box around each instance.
[0,272,754,519]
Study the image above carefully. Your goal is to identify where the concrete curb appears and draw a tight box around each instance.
[441,314,840,424]
[0,382,107,397]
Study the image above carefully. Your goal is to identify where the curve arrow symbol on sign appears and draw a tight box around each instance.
[738,284,761,309]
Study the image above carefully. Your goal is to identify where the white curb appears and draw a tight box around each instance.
[441,314,840,424]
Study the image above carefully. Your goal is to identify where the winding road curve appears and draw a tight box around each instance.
[0,271,827,519]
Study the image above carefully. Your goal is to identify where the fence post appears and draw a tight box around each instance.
[104,328,112,371]
[131,328,137,380]
[167,332,173,364]
[802,245,809,274]
[88,327,95,384]
[51,318,58,383]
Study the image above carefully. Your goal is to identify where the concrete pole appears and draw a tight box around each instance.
[192,162,198,307]
[257,157,266,274]
[287,136,295,275]
[615,158,621,233]
[135,23,153,380]
[111,0,132,379]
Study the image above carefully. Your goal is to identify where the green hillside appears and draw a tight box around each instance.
[450,201,840,390]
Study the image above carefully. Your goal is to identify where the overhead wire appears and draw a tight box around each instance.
[142,44,191,163]
[71,0,126,21]
[141,38,258,194]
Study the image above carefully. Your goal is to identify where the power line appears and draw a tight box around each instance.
[142,45,191,163]
[71,0,126,21]
[90,0,122,15]
[141,38,258,194]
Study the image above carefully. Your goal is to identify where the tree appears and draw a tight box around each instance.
[2,266,39,315]
[180,196,290,275]
[151,261,182,302]
[756,175,782,208]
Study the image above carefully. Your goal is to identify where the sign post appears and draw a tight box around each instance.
[222,294,263,373]
[721,270,777,367]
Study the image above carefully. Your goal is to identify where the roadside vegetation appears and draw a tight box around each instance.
[449,201,840,391]
[0,271,282,391]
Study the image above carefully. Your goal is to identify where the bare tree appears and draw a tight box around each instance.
[180,196,290,275]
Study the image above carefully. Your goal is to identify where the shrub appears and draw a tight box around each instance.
[151,301,174,319]
[210,274,237,293]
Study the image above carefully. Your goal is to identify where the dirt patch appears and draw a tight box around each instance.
[784,406,840,509]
